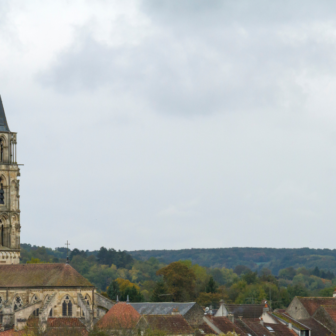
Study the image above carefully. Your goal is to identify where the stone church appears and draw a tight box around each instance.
[0,97,113,332]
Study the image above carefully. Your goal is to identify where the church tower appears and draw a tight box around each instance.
[0,97,21,264]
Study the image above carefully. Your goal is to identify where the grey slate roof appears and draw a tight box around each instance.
[130,302,197,316]
[0,96,10,132]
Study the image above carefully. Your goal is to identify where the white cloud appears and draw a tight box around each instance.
[0,0,336,250]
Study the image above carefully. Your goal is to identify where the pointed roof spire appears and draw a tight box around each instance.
[0,96,10,132]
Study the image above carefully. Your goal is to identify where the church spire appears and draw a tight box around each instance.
[0,96,10,132]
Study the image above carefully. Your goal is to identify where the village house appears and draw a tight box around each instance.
[130,302,204,327]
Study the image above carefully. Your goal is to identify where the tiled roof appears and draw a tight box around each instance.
[207,316,247,336]
[264,323,297,336]
[298,297,336,316]
[130,302,196,316]
[0,264,93,288]
[143,315,194,335]
[321,305,336,322]
[298,318,334,336]
[0,330,25,335]
[272,312,310,330]
[198,322,218,335]
[239,319,273,336]
[225,304,264,318]
[47,318,86,328]
[96,303,141,329]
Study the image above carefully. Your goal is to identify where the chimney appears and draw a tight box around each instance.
[127,295,129,303]
[333,289,336,298]
[238,316,243,320]
[288,323,292,330]
[209,305,213,316]
[260,320,264,326]
[228,314,234,324]
[171,308,180,315]
[263,301,270,313]
[116,295,119,303]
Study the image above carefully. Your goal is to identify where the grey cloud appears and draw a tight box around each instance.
[37,6,336,117]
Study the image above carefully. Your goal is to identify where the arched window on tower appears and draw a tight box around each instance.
[0,178,4,205]
[62,295,73,317]
[0,139,4,162]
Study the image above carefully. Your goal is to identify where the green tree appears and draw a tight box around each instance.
[107,280,120,300]
[287,283,309,300]
[121,285,144,302]
[206,277,218,293]
[151,280,170,302]
[319,287,335,297]
[278,267,296,280]
[242,271,258,285]
[156,262,196,302]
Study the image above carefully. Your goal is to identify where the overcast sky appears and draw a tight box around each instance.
[2,1,336,251]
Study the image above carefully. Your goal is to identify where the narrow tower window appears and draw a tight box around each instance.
[0,179,4,205]
[0,139,3,162]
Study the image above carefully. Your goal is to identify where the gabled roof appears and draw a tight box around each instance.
[299,318,334,336]
[206,316,247,336]
[96,303,141,329]
[236,319,273,336]
[142,315,194,335]
[130,302,197,316]
[198,321,218,335]
[0,264,93,288]
[225,304,264,318]
[0,96,10,132]
[297,297,336,316]
[320,305,336,322]
[264,323,297,336]
[272,312,310,330]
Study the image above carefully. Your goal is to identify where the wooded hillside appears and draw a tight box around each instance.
[128,248,336,274]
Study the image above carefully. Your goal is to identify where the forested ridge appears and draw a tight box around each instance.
[129,247,336,274]
[20,244,336,309]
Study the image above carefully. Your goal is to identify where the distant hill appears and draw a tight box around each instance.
[128,247,336,275]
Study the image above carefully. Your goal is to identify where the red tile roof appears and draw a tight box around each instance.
[96,303,141,329]
[47,318,86,328]
[299,318,334,336]
[298,297,336,316]
[143,315,193,335]
[207,316,247,336]
[0,264,93,288]
[237,319,273,336]
[264,323,297,336]
[321,305,336,322]
[0,330,25,335]
[198,322,218,335]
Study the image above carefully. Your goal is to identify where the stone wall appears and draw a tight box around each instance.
[286,297,310,320]
[184,304,204,326]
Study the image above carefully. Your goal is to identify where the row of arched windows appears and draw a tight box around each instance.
[7,294,91,317]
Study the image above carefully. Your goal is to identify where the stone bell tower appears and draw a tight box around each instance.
[0,96,21,264]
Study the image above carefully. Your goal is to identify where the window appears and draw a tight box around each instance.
[0,296,2,304]
[49,309,53,317]
[33,308,39,316]
[0,178,4,205]
[0,139,4,162]
[14,296,23,311]
[31,295,38,304]
[62,295,73,317]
